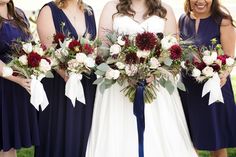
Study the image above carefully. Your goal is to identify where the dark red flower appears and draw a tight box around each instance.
[40,44,47,51]
[169,44,182,60]
[125,53,139,64]
[53,33,66,44]
[123,35,130,47]
[155,44,162,58]
[217,55,229,65]
[27,52,42,67]
[68,40,81,52]
[140,57,146,64]
[82,43,94,54]
[195,62,206,71]
[210,63,221,72]
[135,32,157,51]
[95,55,104,65]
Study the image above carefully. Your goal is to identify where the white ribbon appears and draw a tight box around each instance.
[65,72,85,107]
[202,73,224,105]
[30,74,49,111]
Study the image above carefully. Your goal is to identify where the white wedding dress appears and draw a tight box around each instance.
[86,15,198,157]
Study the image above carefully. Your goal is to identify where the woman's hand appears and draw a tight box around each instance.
[219,72,229,87]
[15,77,31,94]
[146,75,155,85]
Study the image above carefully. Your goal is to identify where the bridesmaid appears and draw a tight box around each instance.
[0,0,39,157]
[35,0,96,157]
[179,0,236,156]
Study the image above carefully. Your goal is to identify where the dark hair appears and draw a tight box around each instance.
[114,0,167,19]
[0,0,30,35]
[184,0,235,27]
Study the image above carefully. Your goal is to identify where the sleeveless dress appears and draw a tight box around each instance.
[0,9,39,151]
[86,15,198,157]
[34,2,96,157]
[179,14,236,150]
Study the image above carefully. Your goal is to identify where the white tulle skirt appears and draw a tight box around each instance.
[86,83,198,157]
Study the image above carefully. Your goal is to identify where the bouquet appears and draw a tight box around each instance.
[52,32,99,106]
[94,31,182,103]
[2,41,54,110]
[181,39,235,105]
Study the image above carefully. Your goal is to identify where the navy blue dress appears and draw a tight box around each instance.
[34,2,97,157]
[179,14,236,151]
[0,9,39,151]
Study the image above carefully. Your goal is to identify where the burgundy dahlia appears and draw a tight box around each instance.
[27,52,42,67]
[169,44,182,60]
[195,62,206,71]
[210,63,221,72]
[135,32,157,51]
[125,53,139,64]
[68,40,81,52]
[217,54,229,65]
[53,33,65,44]
[82,43,94,54]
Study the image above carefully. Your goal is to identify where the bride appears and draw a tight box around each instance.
[86,0,198,157]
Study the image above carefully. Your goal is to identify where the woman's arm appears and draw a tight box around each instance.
[162,3,177,36]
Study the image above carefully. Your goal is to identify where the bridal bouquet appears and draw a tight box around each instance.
[181,39,235,105]
[52,32,99,106]
[94,31,182,103]
[2,41,55,110]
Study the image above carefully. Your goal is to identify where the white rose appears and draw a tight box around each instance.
[33,46,45,56]
[76,53,87,63]
[110,44,121,55]
[226,57,235,66]
[202,66,214,77]
[22,42,33,53]
[18,54,28,65]
[85,57,95,68]
[149,57,160,69]
[125,64,138,76]
[115,62,125,69]
[161,35,178,50]
[67,59,79,69]
[210,51,218,61]
[39,59,51,73]
[117,36,125,46]
[2,66,13,77]
[136,50,150,58]
[181,61,187,69]
[105,69,120,80]
[202,55,214,65]
[192,68,201,78]
[203,50,211,56]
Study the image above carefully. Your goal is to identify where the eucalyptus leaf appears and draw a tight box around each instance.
[99,82,106,93]
[177,80,186,92]
[45,71,54,78]
[165,80,175,95]
[97,63,110,72]
[93,77,103,85]
[95,69,105,76]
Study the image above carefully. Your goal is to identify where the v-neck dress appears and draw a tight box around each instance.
[178,14,236,150]
[0,8,40,151]
[34,2,97,157]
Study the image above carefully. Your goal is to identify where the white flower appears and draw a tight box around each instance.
[18,55,28,65]
[39,59,51,73]
[33,45,45,56]
[125,64,138,76]
[61,48,69,56]
[149,57,160,69]
[105,68,120,80]
[55,48,63,59]
[22,42,33,53]
[210,51,218,61]
[202,55,214,65]
[161,35,178,50]
[203,50,211,56]
[67,59,79,70]
[136,50,150,58]
[110,44,121,55]
[226,57,235,66]
[192,68,201,78]
[117,36,125,46]
[2,66,13,77]
[115,62,125,69]
[181,61,187,69]
[85,57,95,68]
[76,53,87,63]
[202,66,214,77]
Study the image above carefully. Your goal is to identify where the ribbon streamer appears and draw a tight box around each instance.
[133,80,146,157]
[65,72,85,107]
[30,74,49,111]
[202,73,224,105]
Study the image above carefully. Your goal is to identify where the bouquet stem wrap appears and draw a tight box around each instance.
[133,80,146,157]
[65,72,85,107]
[30,75,49,111]
[202,73,224,105]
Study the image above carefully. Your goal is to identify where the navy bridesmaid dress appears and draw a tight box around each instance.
[179,14,236,150]
[34,2,97,157]
[0,9,39,151]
